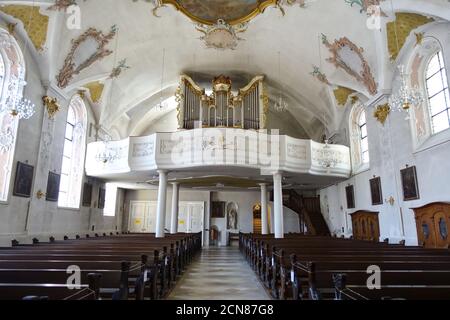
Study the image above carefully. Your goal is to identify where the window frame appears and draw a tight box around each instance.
[358,111,370,165]
[350,104,370,175]
[424,50,450,135]
[0,30,25,205]
[58,95,87,210]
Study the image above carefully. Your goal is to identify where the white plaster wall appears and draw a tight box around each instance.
[123,188,301,246]
[321,24,450,246]
[0,48,123,247]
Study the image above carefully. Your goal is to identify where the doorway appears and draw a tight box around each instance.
[128,201,205,243]
[253,204,262,234]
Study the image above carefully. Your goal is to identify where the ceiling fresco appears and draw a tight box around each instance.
[154,0,279,25]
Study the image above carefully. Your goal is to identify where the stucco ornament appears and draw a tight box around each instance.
[0,127,14,153]
[56,26,117,88]
[322,34,378,95]
[196,19,248,50]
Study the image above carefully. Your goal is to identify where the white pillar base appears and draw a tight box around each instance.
[156,170,168,238]
[273,172,284,239]
[170,182,180,234]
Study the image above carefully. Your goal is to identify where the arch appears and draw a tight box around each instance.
[58,94,88,208]
[0,28,26,202]
[424,50,449,134]
[404,23,450,149]
[349,103,370,174]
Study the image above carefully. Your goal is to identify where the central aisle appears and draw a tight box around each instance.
[168,247,271,300]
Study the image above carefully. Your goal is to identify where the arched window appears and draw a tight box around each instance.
[425,51,450,134]
[358,111,370,164]
[58,95,87,208]
[350,104,370,173]
[0,29,25,202]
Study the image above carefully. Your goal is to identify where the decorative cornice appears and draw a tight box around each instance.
[386,13,434,61]
[0,5,49,51]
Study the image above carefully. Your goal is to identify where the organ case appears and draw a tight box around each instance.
[177,75,268,130]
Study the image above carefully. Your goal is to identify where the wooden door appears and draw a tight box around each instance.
[433,210,449,248]
[413,203,450,248]
[351,211,380,241]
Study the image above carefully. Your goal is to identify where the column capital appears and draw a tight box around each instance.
[171,182,180,187]
[157,169,169,175]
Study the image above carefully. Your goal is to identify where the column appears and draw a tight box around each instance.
[260,183,269,235]
[156,170,168,238]
[170,182,180,234]
[273,172,284,239]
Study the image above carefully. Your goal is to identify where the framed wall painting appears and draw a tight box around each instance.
[345,185,355,209]
[13,162,34,198]
[98,187,105,209]
[46,172,61,202]
[82,183,93,207]
[401,166,420,201]
[369,177,383,206]
[211,201,226,218]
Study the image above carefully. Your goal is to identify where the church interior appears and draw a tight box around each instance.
[0,0,449,302]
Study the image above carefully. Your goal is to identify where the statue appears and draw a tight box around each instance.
[227,202,238,230]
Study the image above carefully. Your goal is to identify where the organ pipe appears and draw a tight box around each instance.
[178,75,266,130]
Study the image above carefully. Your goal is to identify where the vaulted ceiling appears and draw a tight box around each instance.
[0,0,448,141]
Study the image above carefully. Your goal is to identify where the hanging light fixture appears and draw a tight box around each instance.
[273,51,288,112]
[0,1,36,120]
[157,48,166,111]
[0,52,35,119]
[388,64,424,114]
[387,0,424,116]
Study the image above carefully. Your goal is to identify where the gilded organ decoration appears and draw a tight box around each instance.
[177,75,266,130]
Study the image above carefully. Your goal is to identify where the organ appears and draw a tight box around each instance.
[176,75,268,130]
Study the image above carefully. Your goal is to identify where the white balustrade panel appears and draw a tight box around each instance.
[85,129,351,178]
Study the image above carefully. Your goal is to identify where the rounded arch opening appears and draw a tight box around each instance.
[0,27,26,202]
[58,94,88,209]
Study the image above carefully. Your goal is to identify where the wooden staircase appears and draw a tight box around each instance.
[275,190,330,236]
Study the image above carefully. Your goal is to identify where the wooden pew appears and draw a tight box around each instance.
[240,233,450,300]
[0,232,202,300]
